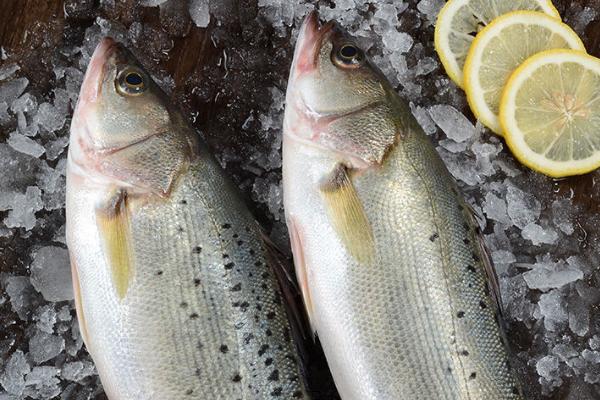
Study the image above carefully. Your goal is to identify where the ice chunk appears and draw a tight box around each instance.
[568,294,589,337]
[61,361,96,382]
[0,78,29,104]
[410,103,437,135]
[506,184,541,229]
[37,160,67,210]
[29,331,65,363]
[0,63,20,81]
[439,139,468,153]
[0,350,30,396]
[189,0,210,27]
[522,258,583,291]
[521,223,559,245]
[4,276,38,320]
[590,335,600,351]
[35,305,57,334]
[11,92,37,115]
[538,289,568,331]
[491,250,516,266]
[552,199,575,235]
[415,57,438,76]
[35,102,66,133]
[536,354,562,389]
[30,246,73,302]
[3,186,43,231]
[428,105,476,143]
[140,0,168,5]
[382,30,413,53]
[417,0,445,24]
[482,192,510,225]
[23,366,61,400]
[7,131,45,158]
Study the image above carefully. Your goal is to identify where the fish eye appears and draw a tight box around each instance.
[116,68,147,96]
[333,44,364,68]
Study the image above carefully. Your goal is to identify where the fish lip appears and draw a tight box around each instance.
[291,11,336,78]
[77,37,118,109]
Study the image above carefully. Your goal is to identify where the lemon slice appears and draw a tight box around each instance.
[464,11,585,135]
[435,0,560,88]
[500,50,600,177]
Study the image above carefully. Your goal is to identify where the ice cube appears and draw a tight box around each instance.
[0,78,29,104]
[29,246,73,302]
[34,305,57,334]
[552,199,575,235]
[61,361,96,382]
[0,63,20,81]
[382,30,413,53]
[4,276,38,320]
[140,0,168,5]
[538,289,568,331]
[29,331,65,363]
[0,350,30,396]
[417,0,445,24]
[590,335,600,351]
[568,294,589,337]
[7,131,45,158]
[22,366,61,400]
[410,103,437,135]
[482,192,511,225]
[521,223,559,245]
[428,105,477,143]
[522,259,583,291]
[189,0,211,27]
[506,184,541,229]
[35,102,66,133]
[3,186,43,231]
[415,57,438,76]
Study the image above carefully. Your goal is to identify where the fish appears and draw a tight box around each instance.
[282,12,524,400]
[66,37,308,400]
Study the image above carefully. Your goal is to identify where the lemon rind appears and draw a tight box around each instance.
[500,49,600,178]
[463,10,585,136]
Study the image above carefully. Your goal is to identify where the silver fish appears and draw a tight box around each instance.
[282,12,523,400]
[66,37,307,400]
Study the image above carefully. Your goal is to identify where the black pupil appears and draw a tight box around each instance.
[125,73,143,86]
[340,45,358,59]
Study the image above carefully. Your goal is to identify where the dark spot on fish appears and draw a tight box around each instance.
[457,204,464,211]
[190,313,199,319]
[197,341,203,350]
[195,368,201,377]
[231,283,242,292]
[233,233,239,238]
[261,271,270,279]
[244,333,255,344]
[270,387,282,396]
[256,304,263,311]
[268,370,279,381]
[180,302,188,308]
[249,249,255,255]
[258,344,269,356]
[484,282,490,296]
[223,253,229,259]
[293,390,303,398]
[447,366,452,373]
[457,311,465,318]
[267,311,276,320]
[177,226,184,233]
[512,386,520,395]
[283,328,291,342]
[237,240,244,246]
[463,238,470,245]
[225,262,235,270]
[222,223,231,229]
[180,199,187,205]
[463,222,470,230]
[240,301,249,311]
[429,233,439,242]
[256,261,264,267]
[192,246,202,254]
[245,226,251,232]
[479,300,487,309]
[194,278,201,286]
[261,283,268,290]
[265,357,273,366]
[265,328,273,336]
[232,374,242,382]
[467,265,476,273]
[461,350,469,356]
[469,372,477,380]
[220,345,229,353]
[472,252,480,262]
[186,389,193,395]
[156,270,163,276]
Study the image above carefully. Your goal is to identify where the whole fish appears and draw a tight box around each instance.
[66,37,307,400]
[282,12,523,400]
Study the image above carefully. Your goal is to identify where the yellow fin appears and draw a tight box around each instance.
[319,165,375,264]
[96,190,133,300]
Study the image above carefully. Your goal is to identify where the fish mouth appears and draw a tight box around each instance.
[291,11,336,78]
[77,37,118,108]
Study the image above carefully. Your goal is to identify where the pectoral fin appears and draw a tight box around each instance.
[319,164,375,264]
[95,190,134,300]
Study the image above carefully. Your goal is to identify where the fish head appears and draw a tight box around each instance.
[285,12,401,169]
[70,37,197,194]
